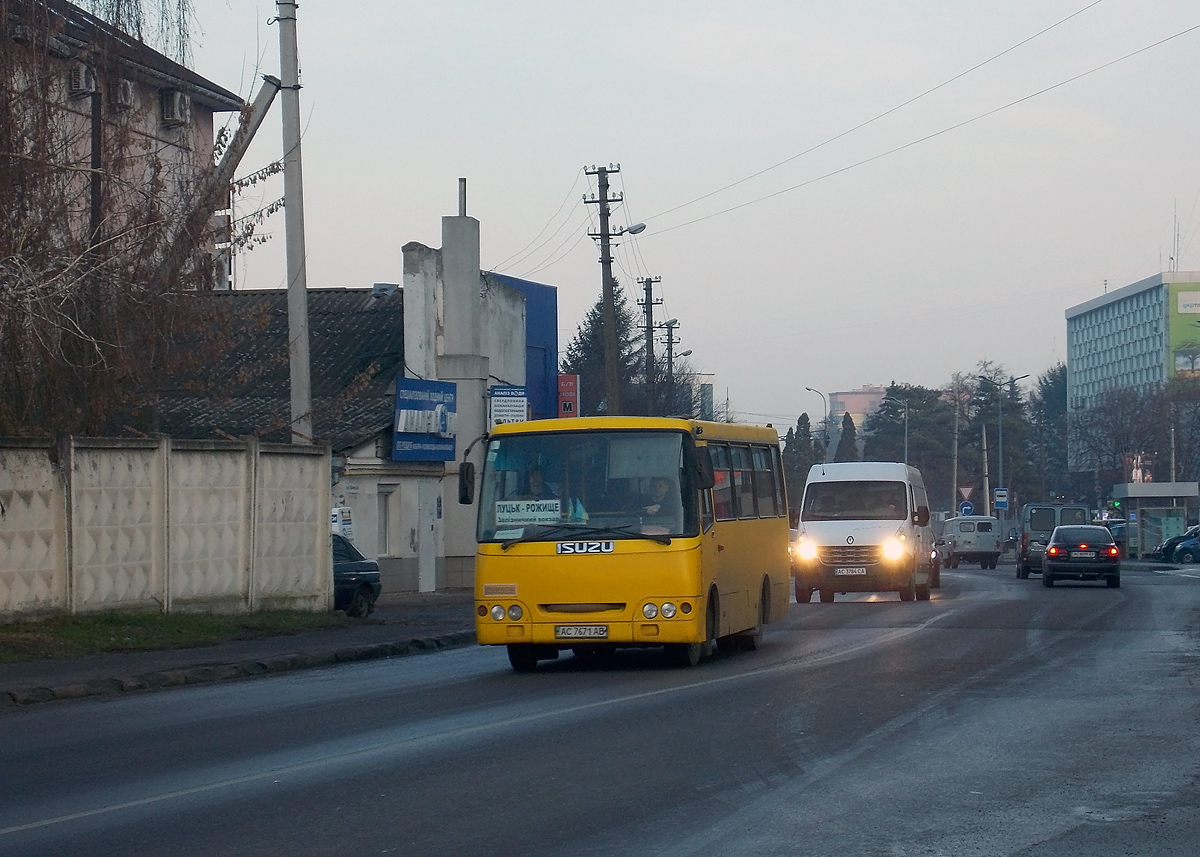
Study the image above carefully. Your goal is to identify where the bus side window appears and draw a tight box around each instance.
[752,445,776,517]
[731,444,757,519]
[701,488,714,532]
[710,443,735,521]
[770,445,786,517]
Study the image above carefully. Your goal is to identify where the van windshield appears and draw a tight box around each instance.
[801,480,908,522]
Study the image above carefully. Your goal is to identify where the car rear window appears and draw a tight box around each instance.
[1054,527,1114,545]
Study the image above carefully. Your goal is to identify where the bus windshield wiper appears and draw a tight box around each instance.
[579,524,672,545]
[500,522,672,549]
[500,522,595,550]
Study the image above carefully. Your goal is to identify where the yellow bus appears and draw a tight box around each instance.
[458,416,791,671]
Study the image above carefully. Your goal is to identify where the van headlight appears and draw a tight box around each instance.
[882,537,906,560]
[795,539,818,561]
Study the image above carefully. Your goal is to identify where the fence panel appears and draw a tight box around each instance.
[0,444,66,615]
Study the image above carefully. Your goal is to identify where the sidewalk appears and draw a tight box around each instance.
[0,590,477,712]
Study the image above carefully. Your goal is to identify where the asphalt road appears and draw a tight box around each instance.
[2,563,1199,856]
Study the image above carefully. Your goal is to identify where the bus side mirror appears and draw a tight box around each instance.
[914,505,930,527]
[458,462,475,505]
[695,447,715,490]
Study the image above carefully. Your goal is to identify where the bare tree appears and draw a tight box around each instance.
[0,0,237,437]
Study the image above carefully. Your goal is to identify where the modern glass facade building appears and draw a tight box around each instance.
[1065,271,1200,469]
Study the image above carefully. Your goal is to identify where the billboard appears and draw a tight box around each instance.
[1168,282,1200,379]
[392,378,457,461]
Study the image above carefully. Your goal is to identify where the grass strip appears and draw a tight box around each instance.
[0,610,357,663]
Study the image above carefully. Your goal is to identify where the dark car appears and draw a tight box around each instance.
[333,533,382,617]
[1043,525,1120,588]
[1172,535,1200,564]
[1154,524,1200,561]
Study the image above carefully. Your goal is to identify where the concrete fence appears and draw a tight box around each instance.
[0,436,332,619]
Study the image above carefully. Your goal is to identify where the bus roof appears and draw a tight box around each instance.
[487,416,781,443]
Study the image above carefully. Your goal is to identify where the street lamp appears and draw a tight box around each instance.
[805,387,828,462]
[977,373,1029,520]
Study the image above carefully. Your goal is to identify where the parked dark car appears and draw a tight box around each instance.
[1172,535,1200,564]
[1043,525,1120,588]
[333,533,382,617]
[1153,524,1200,561]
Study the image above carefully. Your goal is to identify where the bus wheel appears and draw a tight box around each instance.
[667,642,702,667]
[701,592,718,657]
[739,582,768,651]
[507,644,540,673]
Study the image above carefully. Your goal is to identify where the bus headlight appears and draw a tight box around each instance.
[507,604,523,621]
[661,602,677,619]
[883,537,905,560]
[796,539,818,561]
[642,603,659,619]
[490,605,506,621]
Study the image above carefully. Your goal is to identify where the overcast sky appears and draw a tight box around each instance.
[190,1,1200,426]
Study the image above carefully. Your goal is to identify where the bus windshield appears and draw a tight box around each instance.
[801,480,909,522]
[477,429,698,541]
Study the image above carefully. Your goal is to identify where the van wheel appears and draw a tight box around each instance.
[1017,563,1029,580]
[931,566,941,588]
[916,582,931,601]
[795,579,814,603]
[899,574,916,601]
[819,588,835,603]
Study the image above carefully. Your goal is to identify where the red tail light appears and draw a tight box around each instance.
[1108,546,1119,556]
[1021,533,1028,551]
[1047,546,1060,556]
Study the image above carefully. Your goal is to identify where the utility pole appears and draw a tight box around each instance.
[951,387,960,511]
[585,165,625,415]
[981,425,991,517]
[276,1,312,443]
[638,275,662,416]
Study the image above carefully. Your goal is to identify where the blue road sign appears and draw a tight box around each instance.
[959,501,974,516]
[994,488,1009,510]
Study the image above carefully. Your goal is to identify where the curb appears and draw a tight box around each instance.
[1,630,476,712]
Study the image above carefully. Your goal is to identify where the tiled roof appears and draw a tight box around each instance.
[155,289,404,452]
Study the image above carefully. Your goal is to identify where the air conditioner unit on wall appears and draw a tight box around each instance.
[160,89,190,126]
[68,63,95,97]
[111,79,135,109]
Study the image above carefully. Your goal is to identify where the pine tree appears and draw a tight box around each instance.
[833,412,860,462]
[782,413,820,502]
[560,280,646,415]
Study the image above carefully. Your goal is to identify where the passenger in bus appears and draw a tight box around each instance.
[517,465,557,501]
[634,476,674,519]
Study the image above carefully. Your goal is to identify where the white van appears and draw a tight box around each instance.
[939,515,1002,569]
[790,462,935,602]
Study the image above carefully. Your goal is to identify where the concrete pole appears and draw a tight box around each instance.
[277,1,313,443]
[596,168,621,415]
[643,278,655,416]
[981,424,991,517]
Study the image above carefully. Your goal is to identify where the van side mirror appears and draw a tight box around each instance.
[914,505,930,527]
[458,462,475,505]
[695,446,716,490]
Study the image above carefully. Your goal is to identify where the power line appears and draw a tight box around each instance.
[643,0,1108,225]
[651,21,1200,237]
[491,168,586,271]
